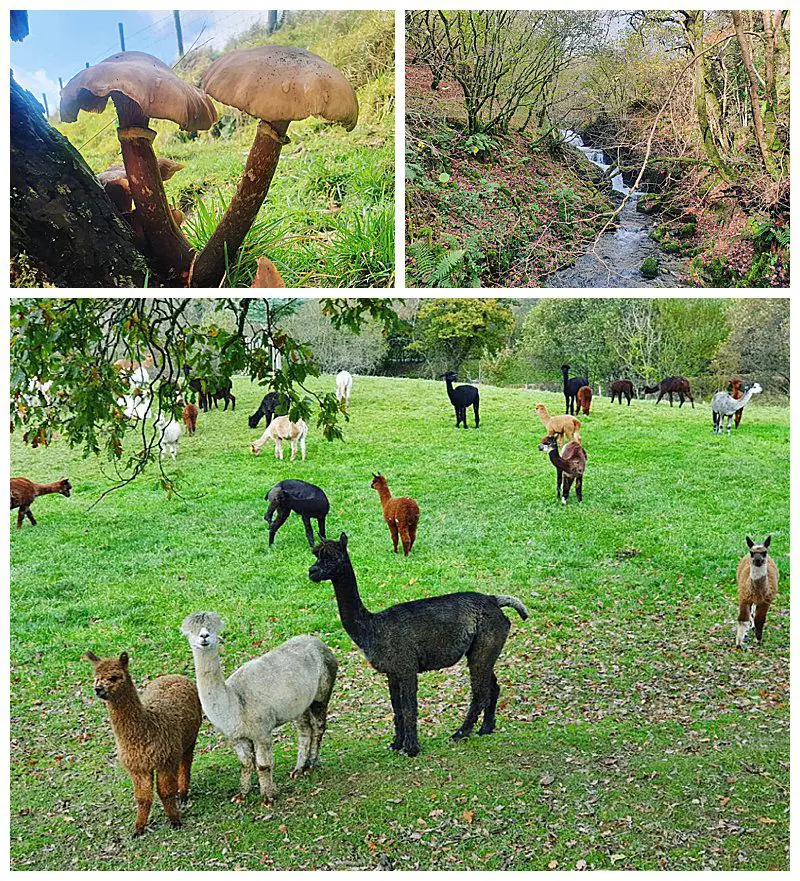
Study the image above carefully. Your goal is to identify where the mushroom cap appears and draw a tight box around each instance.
[201,45,358,131]
[60,51,217,131]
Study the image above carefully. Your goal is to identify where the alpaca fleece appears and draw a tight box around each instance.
[735,536,779,648]
[371,473,419,556]
[85,651,201,837]
[10,476,71,527]
[309,533,527,757]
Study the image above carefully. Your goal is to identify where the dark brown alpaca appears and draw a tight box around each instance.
[576,385,592,415]
[10,477,71,527]
[610,379,634,405]
[84,651,202,837]
[182,403,198,436]
[371,474,420,556]
[538,436,586,504]
[642,376,694,408]
[729,378,745,428]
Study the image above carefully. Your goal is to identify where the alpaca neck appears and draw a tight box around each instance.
[330,558,371,645]
[34,481,63,498]
[444,378,456,402]
[107,681,150,740]
[190,648,240,736]
[750,561,768,586]
[548,447,568,470]
[375,484,393,511]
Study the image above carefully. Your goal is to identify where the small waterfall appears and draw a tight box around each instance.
[562,129,632,196]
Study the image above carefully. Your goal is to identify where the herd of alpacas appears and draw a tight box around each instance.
[11,362,780,838]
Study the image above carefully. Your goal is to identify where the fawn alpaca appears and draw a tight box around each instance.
[10,477,71,527]
[84,651,202,837]
[534,404,581,446]
[735,536,779,648]
[371,473,420,556]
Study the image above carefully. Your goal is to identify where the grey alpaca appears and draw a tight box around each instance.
[308,533,527,757]
[711,383,762,434]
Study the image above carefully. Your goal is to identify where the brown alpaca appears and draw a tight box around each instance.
[730,378,745,428]
[371,473,420,556]
[576,385,592,415]
[610,379,634,405]
[84,651,202,837]
[182,403,198,436]
[538,436,587,504]
[735,536,779,649]
[534,404,582,446]
[10,477,71,527]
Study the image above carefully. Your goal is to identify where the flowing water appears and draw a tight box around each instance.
[545,131,688,288]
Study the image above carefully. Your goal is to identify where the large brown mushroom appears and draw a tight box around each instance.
[192,46,358,288]
[60,52,216,278]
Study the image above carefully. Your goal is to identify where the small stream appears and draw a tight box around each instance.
[545,131,688,288]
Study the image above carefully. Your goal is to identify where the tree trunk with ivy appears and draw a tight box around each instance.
[10,75,154,287]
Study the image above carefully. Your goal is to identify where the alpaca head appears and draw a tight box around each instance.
[309,533,349,583]
[561,364,570,375]
[538,435,558,453]
[248,412,261,429]
[84,650,132,701]
[534,403,549,418]
[746,536,771,576]
[441,371,457,382]
[748,382,763,397]
[250,442,261,456]
[57,478,72,497]
[181,612,224,652]
[370,473,388,492]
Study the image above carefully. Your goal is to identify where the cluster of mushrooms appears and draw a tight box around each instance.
[60,47,359,287]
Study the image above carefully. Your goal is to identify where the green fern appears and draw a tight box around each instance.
[429,249,466,286]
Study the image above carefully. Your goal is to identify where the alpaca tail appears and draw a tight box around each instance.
[495,595,529,621]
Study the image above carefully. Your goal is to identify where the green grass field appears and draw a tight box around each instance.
[10,375,789,870]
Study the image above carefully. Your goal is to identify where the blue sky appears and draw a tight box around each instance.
[11,10,275,113]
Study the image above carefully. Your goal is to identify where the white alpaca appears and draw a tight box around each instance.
[251,416,308,461]
[118,393,152,422]
[335,370,353,408]
[181,612,337,804]
[156,415,181,460]
[712,383,762,435]
[130,365,150,389]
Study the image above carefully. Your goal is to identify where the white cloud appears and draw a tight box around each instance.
[12,66,60,119]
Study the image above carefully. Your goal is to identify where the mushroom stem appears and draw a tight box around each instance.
[116,126,195,279]
[111,93,195,280]
[192,119,289,288]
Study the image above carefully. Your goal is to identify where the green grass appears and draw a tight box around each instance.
[10,376,789,869]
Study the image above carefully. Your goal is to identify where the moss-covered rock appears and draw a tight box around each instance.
[640,257,659,279]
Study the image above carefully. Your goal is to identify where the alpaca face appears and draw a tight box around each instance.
[538,436,558,453]
[85,652,130,701]
[59,479,72,497]
[370,474,387,491]
[746,536,771,576]
[181,612,224,651]
[309,534,349,582]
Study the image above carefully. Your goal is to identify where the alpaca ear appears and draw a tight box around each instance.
[83,650,99,663]
[339,532,348,548]
[119,652,129,668]
[746,536,754,549]
[764,535,772,548]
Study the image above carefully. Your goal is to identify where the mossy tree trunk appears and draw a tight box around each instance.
[10,75,155,287]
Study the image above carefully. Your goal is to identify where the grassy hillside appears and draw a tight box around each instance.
[53,12,394,287]
[10,376,789,869]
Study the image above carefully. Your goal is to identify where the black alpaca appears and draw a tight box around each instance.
[561,364,588,415]
[309,533,527,756]
[610,379,634,405]
[538,436,586,504]
[442,371,480,428]
[264,479,329,548]
[248,392,289,429]
[182,366,235,412]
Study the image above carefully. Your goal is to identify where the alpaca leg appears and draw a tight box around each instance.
[316,514,327,541]
[16,508,25,528]
[397,675,420,756]
[274,440,283,460]
[25,507,37,526]
[400,523,412,556]
[300,433,306,461]
[301,514,316,548]
[455,618,509,741]
[555,470,563,502]
[473,399,480,428]
[131,770,154,837]
[290,438,297,462]
[232,739,255,803]
[305,698,330,770]
[156,766,182,829]
[388,520,400,554]
[387,676,405,751]
[407,520,418,553]
[575,475,583,503]
[753,602,770,644]
[478,673,500,735]
[678,392,685,407]
[268,507,290,546]
[736,601,751,648]
[255,737,277,805]
[177,743,195,805]
[291,711,314,777]
[562,476,573,505]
